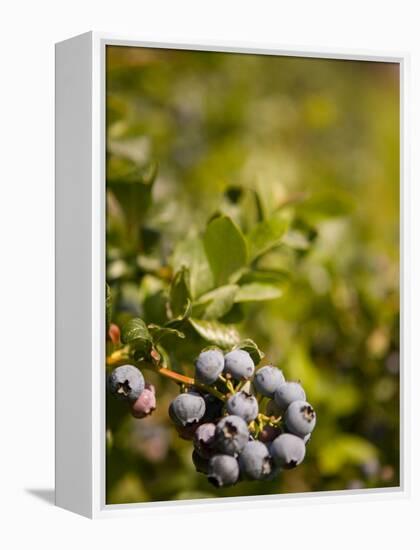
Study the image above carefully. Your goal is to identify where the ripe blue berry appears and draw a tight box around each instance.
[239,441,272,480]
[208,454,239,487]
[192,449,210,474]
[284,400,316,437]
[195,349,225,384]
[224,350,255,380]
[226,391,259,422]
[202,393,224,422]
[274,382,306,412]
[108,365,145,402]
[270,433,306,469]
[215,415,249,456]
[258,424,282,443]
[194,423,217,458]
[131,388,156,418]
[175,423,199,441]
[253,366,285,398]
[169,392,206,427]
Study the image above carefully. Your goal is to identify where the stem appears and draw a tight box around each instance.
[157,367,195,385]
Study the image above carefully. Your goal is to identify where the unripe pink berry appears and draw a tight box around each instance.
[107,323,121,345]
[131,388,156,418]
[145,383,156,395]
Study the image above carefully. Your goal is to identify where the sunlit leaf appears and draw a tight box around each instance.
[170,267,191,318]
[148,324,186,342]
[204,216,248,285]
[235,283,283,302]
[247,214,289,261]
[297,191,353,222]
[121,317,153,357]
[172,236,214,299]
[195,284,239,320]
[189,318,241,348]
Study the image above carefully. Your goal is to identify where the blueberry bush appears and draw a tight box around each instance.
[106,47,399,503]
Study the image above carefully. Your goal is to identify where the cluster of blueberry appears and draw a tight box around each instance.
[169,348,317,487]
[108,364,156,418]
[108,347,316,487]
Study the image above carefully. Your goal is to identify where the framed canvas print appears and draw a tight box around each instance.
[55,32,408,518]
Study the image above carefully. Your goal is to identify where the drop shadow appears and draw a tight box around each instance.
[26,488,55,505]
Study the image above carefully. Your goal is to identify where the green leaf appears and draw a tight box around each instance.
[204,216,248,285]
[247,214,289,261]
[172,236,213,299]
[107,161,157,243]
[318,435,377,476]
[165,299,192,329]
[170,267,191,318]
[189,318,241,349]
[235,283,283,302]
[148,324,185,343]
[282,229,312,250]
[239,269,290,286]
[195,284,239,320]
[234,339,264,365]
[297,190,353,222]
[121,318,153,357]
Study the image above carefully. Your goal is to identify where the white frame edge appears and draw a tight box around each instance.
[55,31,410,519]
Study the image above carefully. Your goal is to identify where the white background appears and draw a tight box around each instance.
[1,0,419,547]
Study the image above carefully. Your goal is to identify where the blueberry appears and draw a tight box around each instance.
[253,366,285,398]
[215,415,249,456]
[195,349,225,384]
[224,350,255,380]
[258,425,282,443]
[266,399,283,418]
[274,382,306,412]
[239,441,272,480]
[226,391,258,422]
[175,423,199,441]
[194,423,217,458]
[169,392,206,427]
[208,454,239,487]
[270,433,306,469]
[192,449,210,474]
[202,393,224,422]
[108,365,145,402]
[284,400,316,437]
[131,388,156,418]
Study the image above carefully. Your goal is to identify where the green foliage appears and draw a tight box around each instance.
[172,237,213,299]
[188,318,241,349]
[121,318,152,359]
[247,213,289,261]
[169,267,191,318]
[204,216,248,285]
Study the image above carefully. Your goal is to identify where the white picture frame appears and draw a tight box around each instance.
[55,31,409,519]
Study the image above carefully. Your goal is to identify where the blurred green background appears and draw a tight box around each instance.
[105,46,399,504]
